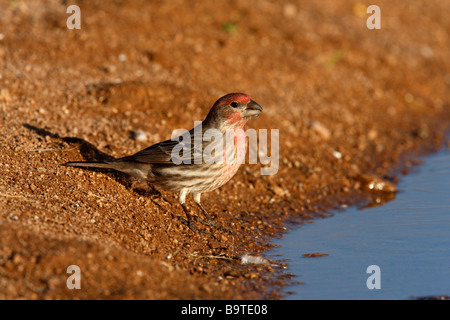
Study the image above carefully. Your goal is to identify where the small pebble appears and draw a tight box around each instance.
[358,174,397,193]
[332,150,342,159]
[241,254,269,265]
[130,130,148,142]
[309,120,331,140]
[302,252,329,258]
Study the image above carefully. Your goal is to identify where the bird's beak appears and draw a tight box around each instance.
[244,100,263,118]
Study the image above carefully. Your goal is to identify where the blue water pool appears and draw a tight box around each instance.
[272,148,450,299]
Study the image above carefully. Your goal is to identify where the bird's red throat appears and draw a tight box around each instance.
[225,111,247,129]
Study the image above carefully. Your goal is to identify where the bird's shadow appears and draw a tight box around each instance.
[23,124,166,201]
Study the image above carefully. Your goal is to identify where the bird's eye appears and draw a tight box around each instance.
[231,101,239,108]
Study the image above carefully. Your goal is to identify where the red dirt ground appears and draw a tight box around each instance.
[0,0,449,299]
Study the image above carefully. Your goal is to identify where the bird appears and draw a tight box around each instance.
[64,93,263,234]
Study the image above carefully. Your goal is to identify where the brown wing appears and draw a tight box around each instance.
[114,130,202,164]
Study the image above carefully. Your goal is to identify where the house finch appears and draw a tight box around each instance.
[65,93,263,234]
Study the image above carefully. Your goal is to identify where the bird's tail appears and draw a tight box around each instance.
[63,161,116,169]
[64,160,151,180]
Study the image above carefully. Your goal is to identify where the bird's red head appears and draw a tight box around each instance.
[204,93,263,130]
[214,93,253,107]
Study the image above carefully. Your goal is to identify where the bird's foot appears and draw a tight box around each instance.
[194,203,232,234]
[174,215,217,239]
[194,216,233,235]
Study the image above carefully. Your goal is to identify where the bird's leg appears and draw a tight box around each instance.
[179,202,197,228]
[174,191,215,238]
[178,203,217,239]
[196,202,213,221]
[192,193,213,220]
[192,193,232,235]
